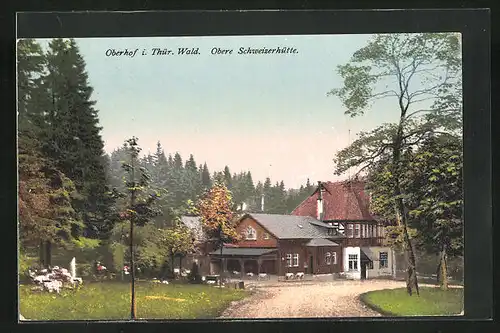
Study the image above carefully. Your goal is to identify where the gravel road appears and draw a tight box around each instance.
[219,280,436,318]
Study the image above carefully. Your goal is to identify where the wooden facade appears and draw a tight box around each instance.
[236,217,278,248]
[277,239,342,275]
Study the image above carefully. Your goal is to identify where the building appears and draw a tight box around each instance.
[183,180,396,280]
[178,215,211,275]
[209,213,343,278]
[291,180,396,279]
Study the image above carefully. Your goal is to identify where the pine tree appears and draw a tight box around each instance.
[223,166,232,189]
[184,154,203,202]
[152,141,168,187]
[252,181,264,212]
[17,39,47,135]
[43,38,112,238]
[201,163,212,189]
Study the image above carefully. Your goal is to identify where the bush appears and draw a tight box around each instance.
[19,252,38,283]
[187,262,202,284]
[78,263,94,279]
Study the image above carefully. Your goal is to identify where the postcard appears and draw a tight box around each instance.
[17,28,467,321]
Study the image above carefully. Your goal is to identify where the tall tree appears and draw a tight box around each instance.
[111,137,161,320]
[184,154,203,202]
[404,135,463,290]
[43,38,113,238]
[223,166,232,189]
[197,181,239,287]
[17,39,46,135]
[201,163,211,189]
[18,135,86,267]
[251,181,264,212]
[328,33,461,295]
[164,152,188,209]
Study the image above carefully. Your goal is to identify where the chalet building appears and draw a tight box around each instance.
[291,180,396,279]
[182,180,395,280]
[209,213,343,278]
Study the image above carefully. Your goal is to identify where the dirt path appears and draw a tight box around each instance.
[219,280,434,318]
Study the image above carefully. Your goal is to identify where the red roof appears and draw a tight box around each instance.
[291,180,374,221]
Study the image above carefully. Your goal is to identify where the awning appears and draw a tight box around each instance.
[360,247,374,262]
[305,238,339,247]
[209,248,277,257]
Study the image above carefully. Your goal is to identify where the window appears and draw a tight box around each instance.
[286,254,292,267]
[263,233,270,240]
[379,252,388,268]
[293,254,299,267]
[332,252,337,265]
[325,252,331,265]
[367,261,373,269]
[348,254,358,270]
[347,224,354,238]
[245,226,256,240]
[354,224,360,238]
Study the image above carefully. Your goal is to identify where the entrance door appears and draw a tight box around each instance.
[361,262,367,280]
[309,256,314,274]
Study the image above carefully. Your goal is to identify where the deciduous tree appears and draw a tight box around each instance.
[328,33,462,295]
[197,181,239,286]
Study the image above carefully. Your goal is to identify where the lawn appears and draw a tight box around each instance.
[19,281,249,320]
[360,287,463,316]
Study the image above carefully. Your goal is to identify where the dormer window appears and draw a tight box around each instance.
[245,226,256,240]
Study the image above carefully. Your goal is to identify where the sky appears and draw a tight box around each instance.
[38,34,407,189]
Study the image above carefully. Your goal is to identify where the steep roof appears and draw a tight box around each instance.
[291,180,374,221]
[244,213,338,239]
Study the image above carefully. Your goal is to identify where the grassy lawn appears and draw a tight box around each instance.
[19,281,249,320]
[360,287,463,316]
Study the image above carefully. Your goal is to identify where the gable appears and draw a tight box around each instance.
[292,181,375,221]
[235,216,278,247]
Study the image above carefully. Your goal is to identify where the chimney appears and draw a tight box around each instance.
[261,193,265,212]
[317,181,324,221]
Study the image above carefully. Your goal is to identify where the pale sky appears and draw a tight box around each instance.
[37,35,407,189]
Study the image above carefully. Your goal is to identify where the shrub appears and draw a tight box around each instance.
[78,263,94,279]
[187,262,202,284]
[19,252,37,282]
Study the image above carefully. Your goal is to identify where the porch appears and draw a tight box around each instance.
[209,247,278,279]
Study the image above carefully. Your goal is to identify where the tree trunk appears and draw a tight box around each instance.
[130,218,136,320]
[170,253,175,277]
[45,241,52,268]
[392,117,419,296]
[39,241,52,269]
[219,245,223,288]
[39,240,45,268]
[129,155,137,320]
[439,246,448,290]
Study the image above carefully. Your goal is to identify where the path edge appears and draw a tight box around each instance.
[358,291,395,317]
